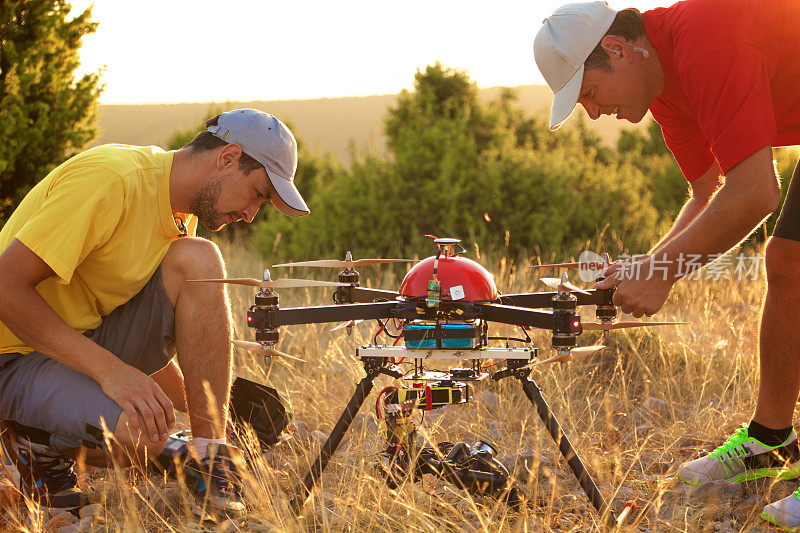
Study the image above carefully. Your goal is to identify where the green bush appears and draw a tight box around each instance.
[0,0,103,223]
[250,63,667,263]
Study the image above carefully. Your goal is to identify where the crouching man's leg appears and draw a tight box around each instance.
[0,248,181,511]
[0,350,166,512]
[0,236,237,514]
[155,237,245,518]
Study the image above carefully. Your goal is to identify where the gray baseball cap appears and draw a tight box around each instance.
[208,108,310,216]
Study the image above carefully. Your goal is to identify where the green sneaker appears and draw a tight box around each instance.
[762,487,800,532]
[678,424,800,485]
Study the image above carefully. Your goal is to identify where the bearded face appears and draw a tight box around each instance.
[187,159,275,230]
[188,177,228,231]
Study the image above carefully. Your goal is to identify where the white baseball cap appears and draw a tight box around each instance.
[534,2,618,130]
[208,109,310,217]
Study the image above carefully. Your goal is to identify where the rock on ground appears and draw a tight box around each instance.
[47,511,78,529]
[56,515,94,533]
[215,518,242,532]
[688,480,743,505]
[78,503,103,519]
[311,430,329,444]
[292,420,310,442]
[631,397,686,425]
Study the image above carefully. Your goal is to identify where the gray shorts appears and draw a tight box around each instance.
[0,266,175,451]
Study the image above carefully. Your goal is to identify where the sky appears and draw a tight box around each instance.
[70,0,674,105]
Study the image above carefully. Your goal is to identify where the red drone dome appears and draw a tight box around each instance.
[400,254,499,302]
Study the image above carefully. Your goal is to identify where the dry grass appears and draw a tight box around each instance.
[1,238,784,532]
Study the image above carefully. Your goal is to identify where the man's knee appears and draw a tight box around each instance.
[164,237,225,277]
[765,236,800,287]
[161,237,227,305]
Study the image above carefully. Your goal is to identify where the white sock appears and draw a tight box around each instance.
[192,437,226,461]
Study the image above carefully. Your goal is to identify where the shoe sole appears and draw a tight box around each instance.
[761,511,800,532]
[677,463,800,486]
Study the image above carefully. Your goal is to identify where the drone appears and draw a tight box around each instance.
[191,237,684,527]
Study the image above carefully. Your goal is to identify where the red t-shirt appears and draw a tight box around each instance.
[643,0,800,181]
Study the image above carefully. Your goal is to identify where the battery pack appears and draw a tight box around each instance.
[404,323,480,349]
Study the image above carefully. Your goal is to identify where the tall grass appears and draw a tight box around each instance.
[1,237,775,532]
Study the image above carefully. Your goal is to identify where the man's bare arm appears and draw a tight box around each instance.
[658,147,780,276]
[597,147,780,317]
[0,239,174,442]
[650,162,724,254]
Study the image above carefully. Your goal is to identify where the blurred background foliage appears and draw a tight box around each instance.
[251,63,667,262]
[246,63,796,263]
[0,0,103,223]
[3,51,796,261]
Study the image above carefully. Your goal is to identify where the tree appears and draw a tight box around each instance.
[0,0,103,222]
[252,63,665,262]
[617,119,687,218]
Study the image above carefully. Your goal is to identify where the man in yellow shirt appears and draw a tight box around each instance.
[0,108,308,515]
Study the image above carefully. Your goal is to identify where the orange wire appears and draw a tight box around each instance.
[481,360,506,371]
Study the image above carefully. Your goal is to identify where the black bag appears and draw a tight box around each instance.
[229,377,292,447]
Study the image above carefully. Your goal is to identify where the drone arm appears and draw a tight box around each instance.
[338,286,401,303]
[475,303,555,330]
[267,301,413,327]
[498,292,558,308]
[499,289,613,308]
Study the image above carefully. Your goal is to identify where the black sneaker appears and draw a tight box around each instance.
[0,423,90,511]
[183,443,246,518]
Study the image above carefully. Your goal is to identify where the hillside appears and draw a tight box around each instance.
[93,85,645,161]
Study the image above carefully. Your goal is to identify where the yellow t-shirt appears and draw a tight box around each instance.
[0,144,197,355]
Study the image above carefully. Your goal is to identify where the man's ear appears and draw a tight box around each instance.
[217,143,243,170]
[600,35,629,62]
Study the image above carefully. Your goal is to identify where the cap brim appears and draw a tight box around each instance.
[549,65,584,131]
[268,173,310,217]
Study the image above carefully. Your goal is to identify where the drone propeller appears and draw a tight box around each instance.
[530,261,582,269]
[529,253,613,271]
[530,345,605,366]
[189,277,349,289]
[581,321,691,331]
[539,274,591,295]
[231,339,307,363]
[273,250,415,269]
[330,319,364,332]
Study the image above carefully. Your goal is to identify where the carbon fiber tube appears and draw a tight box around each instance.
[290,375,376,514]
[519,377,617,527]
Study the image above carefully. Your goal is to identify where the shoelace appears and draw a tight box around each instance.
[18,447,78,494]
[196,453,242,497]
[708,424,752,461]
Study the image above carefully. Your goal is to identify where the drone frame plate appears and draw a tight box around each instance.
[356,345,537,360]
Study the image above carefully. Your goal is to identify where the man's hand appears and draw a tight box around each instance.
[97,359,175,443]
[596,255,676,317]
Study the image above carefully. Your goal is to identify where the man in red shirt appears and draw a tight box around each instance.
[535,0,800,528]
